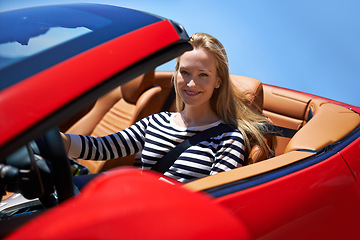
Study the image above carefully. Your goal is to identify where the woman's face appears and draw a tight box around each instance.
[176,47,220,109]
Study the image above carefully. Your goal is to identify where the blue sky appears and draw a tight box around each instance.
[1,0,359,106]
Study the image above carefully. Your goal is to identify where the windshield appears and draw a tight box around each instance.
[0,4,162,91]
[0,5,112,70]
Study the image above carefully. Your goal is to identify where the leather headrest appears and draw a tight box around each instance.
[230,75,263,113]
[121,71,155,104]
[154,71,174,89]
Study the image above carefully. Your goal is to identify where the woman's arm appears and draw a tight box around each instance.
[210,131,245,174]
[62,117,149,161]
[60,132,71,153]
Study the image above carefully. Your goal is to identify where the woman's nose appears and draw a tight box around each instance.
[187,78,196,87]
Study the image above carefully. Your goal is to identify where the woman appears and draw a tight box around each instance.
[62,33,271,183]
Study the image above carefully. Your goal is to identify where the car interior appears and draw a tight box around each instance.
[59,69,360,191]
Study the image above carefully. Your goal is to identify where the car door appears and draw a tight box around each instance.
[211,144,360,239]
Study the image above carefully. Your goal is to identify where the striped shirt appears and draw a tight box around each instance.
[68,112,245,182]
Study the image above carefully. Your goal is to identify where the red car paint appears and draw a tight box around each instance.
[215,149,360,239]
[340,136,360,183]
[6,169,252,240]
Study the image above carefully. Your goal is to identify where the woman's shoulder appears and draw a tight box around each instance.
[142,111,175,128]
[147,111,173,121]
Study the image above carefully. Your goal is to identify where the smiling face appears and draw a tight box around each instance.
[176,47,220,111]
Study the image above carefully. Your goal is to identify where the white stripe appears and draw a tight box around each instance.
[174,159,212,171]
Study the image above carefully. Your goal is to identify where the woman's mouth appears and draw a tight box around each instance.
[184,90,201,96]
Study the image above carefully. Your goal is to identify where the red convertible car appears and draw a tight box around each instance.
[0,3,359,240]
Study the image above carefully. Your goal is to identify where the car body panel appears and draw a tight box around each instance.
[5,169,252,240]
[214,151,360,239]
[338,131,360,183]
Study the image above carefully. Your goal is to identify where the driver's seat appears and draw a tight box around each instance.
[230,74,275,164]
[66,71,156,173]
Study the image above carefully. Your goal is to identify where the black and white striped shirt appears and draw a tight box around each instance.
[68,112,245,182]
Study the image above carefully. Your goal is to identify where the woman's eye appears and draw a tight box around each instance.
[180,70,189,75]
[199,73,209,77]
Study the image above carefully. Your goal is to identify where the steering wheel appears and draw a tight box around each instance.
[37,127,74,204]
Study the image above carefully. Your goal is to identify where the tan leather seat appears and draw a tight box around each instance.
[230,75,274,164]
[230,75,263,114]
[66,71,157,173]
[94,71,178,172]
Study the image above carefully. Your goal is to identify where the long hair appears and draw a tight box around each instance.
[173,32,272,159]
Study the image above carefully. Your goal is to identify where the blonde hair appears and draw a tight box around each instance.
[173,32,272,160]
